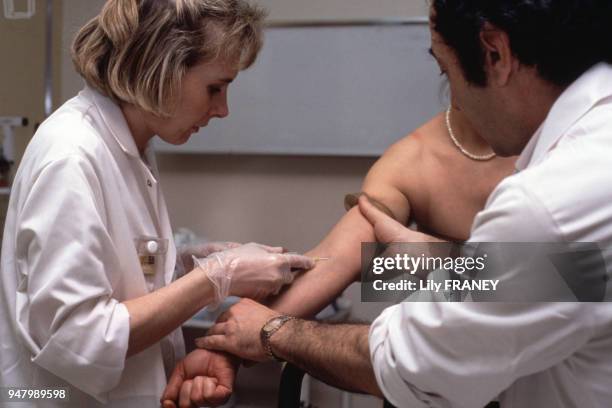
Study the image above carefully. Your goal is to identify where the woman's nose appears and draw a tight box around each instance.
[212,95,229,119]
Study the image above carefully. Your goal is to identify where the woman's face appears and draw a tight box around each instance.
[147,59,239,145]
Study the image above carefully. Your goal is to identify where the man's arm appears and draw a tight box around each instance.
[268,207,377,317]
[270,319,383,397]
[269,139,415,317]
[196,299,383,397]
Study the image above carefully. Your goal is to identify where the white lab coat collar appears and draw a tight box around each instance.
[83,86,142,159]
[84,86,160,185]
[516,62,612,171]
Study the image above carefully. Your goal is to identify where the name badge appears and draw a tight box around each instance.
[135,236,168,276]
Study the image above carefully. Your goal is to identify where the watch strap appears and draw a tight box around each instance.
[260,315,296,362]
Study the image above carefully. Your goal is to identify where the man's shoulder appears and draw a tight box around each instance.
[376,113,446,171]
[383,129,426,162]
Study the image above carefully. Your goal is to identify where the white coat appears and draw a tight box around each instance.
[0,87,185,407]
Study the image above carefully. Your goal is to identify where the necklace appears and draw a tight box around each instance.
[445,107,496,161]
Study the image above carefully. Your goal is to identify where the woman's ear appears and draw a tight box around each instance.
[480,22,515,87]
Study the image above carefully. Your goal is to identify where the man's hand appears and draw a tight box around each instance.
[196,298,281,362]
[161,349,238,408]
[358,195,441,243]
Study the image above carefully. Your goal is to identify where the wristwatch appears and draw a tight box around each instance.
[260,315,296,362]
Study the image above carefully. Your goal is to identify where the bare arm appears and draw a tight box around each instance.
[269,207,376,317]
[198,299,382,397]
[272,320,382,396]
[123,269,215,357]
[269,139,417,317]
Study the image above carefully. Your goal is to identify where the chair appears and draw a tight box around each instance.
[277,363,306,408]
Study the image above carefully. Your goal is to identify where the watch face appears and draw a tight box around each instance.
[263,318,282,334]
[262,316,284,334]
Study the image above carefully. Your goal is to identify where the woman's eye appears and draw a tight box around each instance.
[208,86,222,95]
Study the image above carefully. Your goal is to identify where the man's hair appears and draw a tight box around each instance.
[431,0,612,87]
[72,0,266,117]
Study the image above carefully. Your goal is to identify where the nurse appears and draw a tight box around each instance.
[0,0,313,406]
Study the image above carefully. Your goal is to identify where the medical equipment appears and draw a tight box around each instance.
[0,116,27,162]
[0,116,27,189]
[3,0,35,19]
[0,150,9,187]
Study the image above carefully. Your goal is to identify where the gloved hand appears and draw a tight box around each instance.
[176,241,242,277]
[193,243,315,306]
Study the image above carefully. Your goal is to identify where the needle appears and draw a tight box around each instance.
[291,257,330,272]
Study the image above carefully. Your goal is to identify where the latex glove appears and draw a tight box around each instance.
[177,241,242,276]
[193,243,314,306]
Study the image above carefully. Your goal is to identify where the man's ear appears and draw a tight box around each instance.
[480,22,515,86]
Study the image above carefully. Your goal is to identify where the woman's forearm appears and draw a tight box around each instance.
[123,269,214,357]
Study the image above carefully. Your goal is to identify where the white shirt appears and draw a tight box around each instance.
[0,87,184,407]
[370,63,612,408]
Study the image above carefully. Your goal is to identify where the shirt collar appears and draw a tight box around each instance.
[515,122,542,171]
[83,86,142,158]
[516,62,612,171]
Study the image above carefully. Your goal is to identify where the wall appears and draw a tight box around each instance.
[59,0,101,102]
[258,0,427,21]
[0,0,62,233]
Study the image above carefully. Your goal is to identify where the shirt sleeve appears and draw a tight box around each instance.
[14,155,130,402]
[369,177,597,408]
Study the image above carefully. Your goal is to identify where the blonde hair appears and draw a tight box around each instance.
[72,0,266,117]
